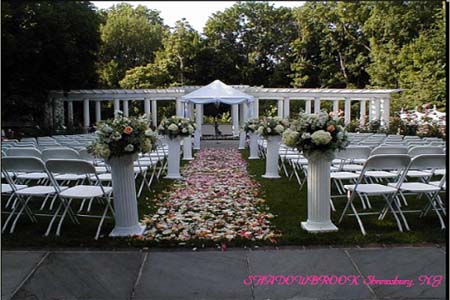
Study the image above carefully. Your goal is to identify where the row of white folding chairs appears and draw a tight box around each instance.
[338,154,446,235]
[2,157,114,239]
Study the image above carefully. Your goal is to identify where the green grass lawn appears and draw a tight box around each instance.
[2,151,446,249]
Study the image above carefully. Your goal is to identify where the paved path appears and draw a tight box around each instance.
[3,246,446,300]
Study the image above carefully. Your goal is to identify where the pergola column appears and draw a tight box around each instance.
[333,100,339,116]
[359,100,367,127]
[254,98,259,118]
[194,103,202,149]
[123,100,129,117]
[277,99,284,118]
[305,99,312,114]
[313,97,320,113]
[144,98,151,122]
[83,99,90,129]
[232,104,239,136]
[114,99,120,116]
[176,97,183,117]
[67,101,74,127]
[381,97,390,127]
[95,101,101,123]
[283,97,290,119]
[151,100,157,127]
[344,97,351,125]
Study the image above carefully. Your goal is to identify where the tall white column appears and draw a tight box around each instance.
[144,98,151,122]
[194,104,202,149]
[359,100,367,127]
[67,101,74,127]
[151,100,157,127]
[277,99,284,118]
[239,103,246,149]
[83,99,90,128]
[123,100,129,117]
[333,100,339,116]
[176,98,183,117]
[95,101,101,123]
[254,98,259,118]
[344,97,351,125]
[114,99,120,116]
[314,97,321,113]
[374,98,381,121]
[381,97,390,127]
[369,98,374,122]
[305,100,312,114]
[283,97,290,119]
[232,104,239,136]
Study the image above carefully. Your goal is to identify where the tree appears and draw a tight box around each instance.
[2,1,100,127]
[202,2,297,87]
[97,4,167,87]
[120,19,202,89]
[290,2,371,88]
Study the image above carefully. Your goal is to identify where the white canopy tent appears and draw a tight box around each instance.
[181,80,256,149]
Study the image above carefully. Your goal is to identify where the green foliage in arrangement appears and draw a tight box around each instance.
[157,116,196,139]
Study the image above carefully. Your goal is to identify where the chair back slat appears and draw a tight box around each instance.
[2,156,46,172]
[364,154,411,170]
[370,146,408,155]
[5,147,42,158]
[46,159,96,175]
[408,146,444,157]
[409,154,446,170]
[42,148,80,161]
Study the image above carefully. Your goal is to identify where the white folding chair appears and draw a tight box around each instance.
[338,154,411,235]
[386,154,447,229]
[45,159,114,239]
[1,157,71,234]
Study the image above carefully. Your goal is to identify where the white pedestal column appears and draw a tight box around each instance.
[239,131,246,149]
[182,136,194,160]
[262,135,281,179]
[165,136,182,179]
[301,153,338,233]
[248,132,259,159]
[108,154,146,237]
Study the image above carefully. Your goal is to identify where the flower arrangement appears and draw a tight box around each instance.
[283,111,348,159]
[256,117,289,137]
[242,118,260,133]
[88,111,157,160]
[157,116,196,139]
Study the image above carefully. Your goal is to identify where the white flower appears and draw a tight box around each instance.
[274,124,285,134]
[124,144,134,152]
[311,130,332,145]
[181,128,187,133]
[103,125,113,133]
[168,124,179,131]
[301,132,311,139]
[257,126,264,135]
[111,131,122,141]
[145,129,154,136]
[282,129,299,146]
[267,127,272,133]
[187,125,194,134]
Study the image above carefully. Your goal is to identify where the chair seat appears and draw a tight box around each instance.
[59,185,113,198]
[344,184,397,195]
[134,166,148,173]
[54,174,87,181]
[429,181,446,190]
[362,171,399,178]
[94,166,108,174]
[434,169,446,176]
[90,174,112,181]
[353,158,367,164]
[1,183,28,194]
[388,182,441,193]
[135,160,156,167]
[330,172,359,179]
[342,164,364,171]
[16,186,66,196]
[405,170,433,177]
[16,172,48,180]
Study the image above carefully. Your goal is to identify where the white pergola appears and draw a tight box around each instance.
[49,85,402,132]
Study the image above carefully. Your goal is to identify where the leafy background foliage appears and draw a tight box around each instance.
[1,1,446,132]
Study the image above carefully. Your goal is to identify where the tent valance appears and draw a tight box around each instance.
[181,80,254,105]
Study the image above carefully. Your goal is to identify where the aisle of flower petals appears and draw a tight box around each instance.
[142,148,280,243]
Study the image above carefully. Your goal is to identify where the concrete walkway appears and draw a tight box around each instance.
[2,246,446,300]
